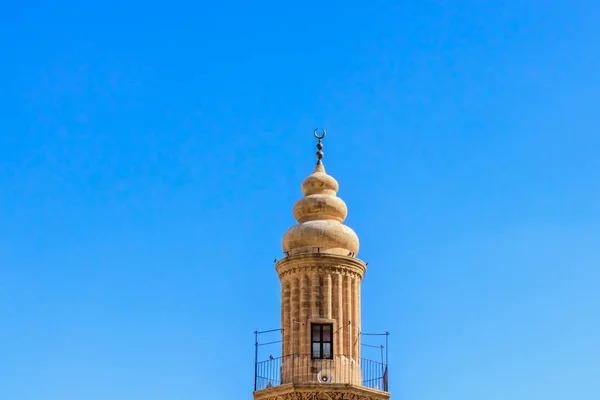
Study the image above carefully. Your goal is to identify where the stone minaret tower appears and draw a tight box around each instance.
[253,131,390,400]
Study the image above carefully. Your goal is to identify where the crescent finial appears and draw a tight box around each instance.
[313,128,326,140]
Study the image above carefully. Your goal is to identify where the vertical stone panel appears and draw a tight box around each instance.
[352,276,360,358]
[334,273,344,356]
[310,271,319,319]
[316,273,322,318]
[343,274,351,357]
[300,274,310,354]
[291,277,299,354]
[323,273,332,319]
[282,280,291,356]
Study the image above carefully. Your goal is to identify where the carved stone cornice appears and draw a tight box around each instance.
[275,254,366,281]
[253,383,389,400]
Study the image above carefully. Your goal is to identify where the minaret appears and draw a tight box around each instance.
[253,130,389,400]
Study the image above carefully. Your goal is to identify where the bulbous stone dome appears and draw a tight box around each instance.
[282,162,359,256]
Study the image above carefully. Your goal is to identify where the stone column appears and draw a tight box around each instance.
[275,255,368,391]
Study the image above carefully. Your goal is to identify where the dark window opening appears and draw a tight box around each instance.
[311,323,333,359]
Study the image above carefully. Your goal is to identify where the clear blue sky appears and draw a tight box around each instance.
[1,1,599,399]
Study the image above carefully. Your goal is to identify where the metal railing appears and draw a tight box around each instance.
[255,354,388,392]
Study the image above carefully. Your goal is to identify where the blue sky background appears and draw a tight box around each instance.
[1,1,599,399]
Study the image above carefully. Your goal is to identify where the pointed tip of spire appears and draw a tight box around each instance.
[313,161,326,173]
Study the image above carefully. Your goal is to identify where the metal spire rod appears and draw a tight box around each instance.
[314,128,326,164]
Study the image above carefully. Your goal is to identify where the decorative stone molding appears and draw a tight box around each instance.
[261,394,368,400]
[254,384,389,400]
[276,254,366,281]
[279,266,363,283]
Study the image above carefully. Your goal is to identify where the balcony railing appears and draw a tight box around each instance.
[254,354,388,392]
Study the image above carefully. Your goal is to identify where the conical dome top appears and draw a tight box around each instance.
[282,130,359,257]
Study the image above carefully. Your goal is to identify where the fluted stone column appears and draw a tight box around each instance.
[276,255,365,385]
